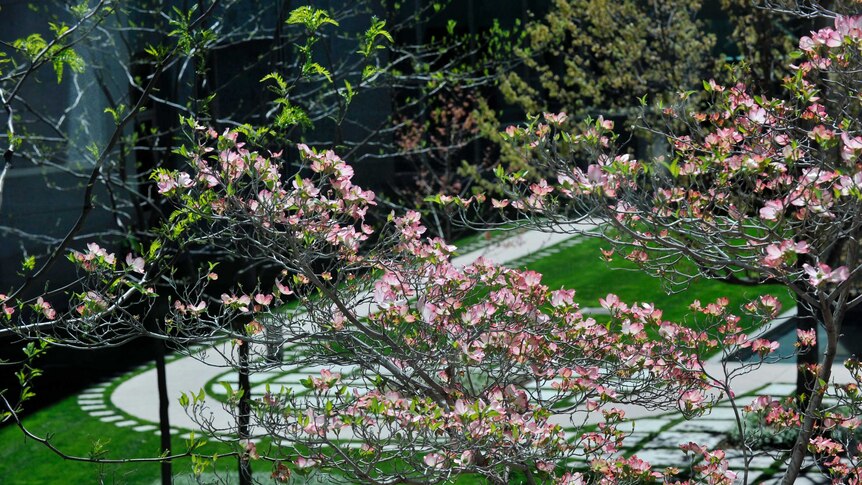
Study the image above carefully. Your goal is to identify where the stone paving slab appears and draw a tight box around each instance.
[759,475,830,485]
[736,470,765,484]
[669,419,737,434]
[623,418,670,433]
[643,431,725,450]
[758,383,797,396]
[632,448,693,466]
[699,406,742,420]
[619,432,653,448]
[724,450,780,470]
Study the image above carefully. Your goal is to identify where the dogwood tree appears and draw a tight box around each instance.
[17,124,786,484]
[484,8,862,485]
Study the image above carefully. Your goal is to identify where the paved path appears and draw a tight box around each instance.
[90,227,592,437]
[74,227,854,482]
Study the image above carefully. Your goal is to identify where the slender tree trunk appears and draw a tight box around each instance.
[782,301,839,485]
[238,339,252,485]
[154,338,172,485]
[795,296,819,405]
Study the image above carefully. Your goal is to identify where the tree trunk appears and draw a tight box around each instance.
[154,339,172,485]
[782,301,840,484]
[795,297,819,405]
[238,339,253,485]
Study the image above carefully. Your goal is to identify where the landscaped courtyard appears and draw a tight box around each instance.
[6,2,862,484]
[0,229,814,483]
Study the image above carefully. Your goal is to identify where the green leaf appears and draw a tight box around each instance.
[220,381,233,396]
[341,79,355,104]
[21,255,35,272]
[304,62,332,83]
[148,240,161,260]
[70,2,90,19]
[287,6,338,30]
[358,17,393,57]
[424,194,443,204]
[260,72,287,92]
[362,65,378,81]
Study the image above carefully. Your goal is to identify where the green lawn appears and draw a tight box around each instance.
[524,237,795,331]
[0,232,795,484]
[0,395,200,484]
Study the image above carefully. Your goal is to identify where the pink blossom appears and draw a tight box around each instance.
[294,456,318,469]
[797,328,817,347]
[809,125,835,143]
[243,440,259,460]
[756,295,782,317]
[747,395,773,412]
[620,319,644,336]
[751,339,779,355]
[275,279,293,296]
[809,436,844,454]
[156,171,194,194]
[125,254,145,274]
[842,132,862,162]
[762,240,809,267]
[529,179,553,196]
[312,369,341,390]
[85,243,116,266]
[543,112,568,125]
[423,453,444,468]
[759,199,785,221]
[835,15,862,38]
[550,289,575,308]
[35,297,56,320]
[187,301,206,314]
[679,390,706,410]
[156,173,176,194]
[803,263,850,286]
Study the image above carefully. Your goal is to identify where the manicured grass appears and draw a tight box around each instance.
[0,391,265,483]
[524,237,795,333]
[0,394,166,484]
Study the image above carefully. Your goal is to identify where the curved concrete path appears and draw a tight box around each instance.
[94,227,593,437]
